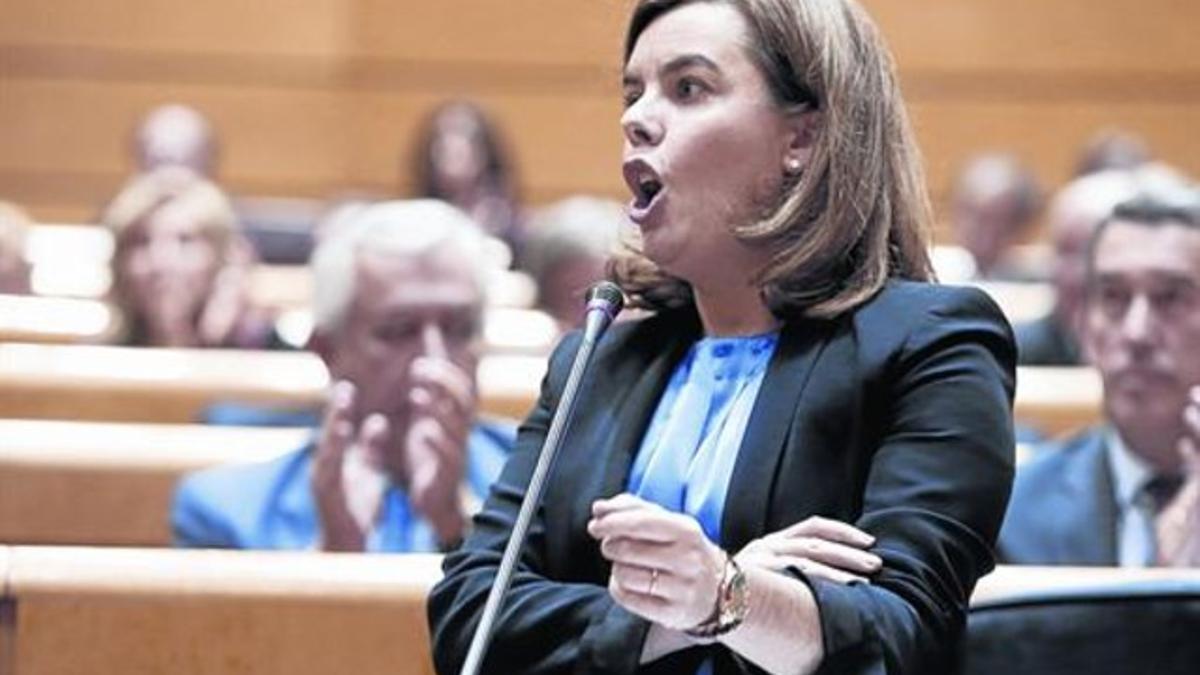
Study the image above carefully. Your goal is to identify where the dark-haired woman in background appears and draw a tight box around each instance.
[429,1,1015,673]
[410,101,525,263]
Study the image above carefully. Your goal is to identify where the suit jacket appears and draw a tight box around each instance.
[171,419,515,551]
[1014,312,1082,367]
[996,428,1119,565]
[428,281,1016,675]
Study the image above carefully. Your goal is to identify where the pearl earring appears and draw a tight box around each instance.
[784,158,802,176]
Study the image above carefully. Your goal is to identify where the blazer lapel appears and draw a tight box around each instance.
[721,318,834,552]
[596,321,698,497]
[551,310,699,581]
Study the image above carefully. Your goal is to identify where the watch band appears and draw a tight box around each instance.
[685,554,750,639]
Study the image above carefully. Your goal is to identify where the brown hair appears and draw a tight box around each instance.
[611,0,933,319]
[410,101,518,205]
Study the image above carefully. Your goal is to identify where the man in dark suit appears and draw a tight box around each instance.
[1014,170,1138,366]
[173,200,513,552]
[999,186,1200,566]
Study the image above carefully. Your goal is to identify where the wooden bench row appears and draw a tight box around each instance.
[0,418,1051,551]
[0,342,549,423]
[0,546,441,675]
[1,546,1197,675]
[0,419,307,546]
[21,224,539,310]
[0,293,561,356]
[0,341,1100,436]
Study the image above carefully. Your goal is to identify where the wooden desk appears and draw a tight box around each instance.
[274,306,560,356]
[0,343,547,423]
[0,294,117,344]
[2,548,1197,675]
[0,546,439,675]
[1013,366,1103,438]
[0,343,1098,438]
[25,224,539,310]
[972,565,1200,606]
[0,420,309,546]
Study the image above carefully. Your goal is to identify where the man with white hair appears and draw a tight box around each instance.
[172,200,514,552]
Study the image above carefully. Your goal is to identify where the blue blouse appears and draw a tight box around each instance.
[627,331,779,544]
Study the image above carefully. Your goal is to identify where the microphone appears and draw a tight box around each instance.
[459,281,624,675]
[582,280,626,342]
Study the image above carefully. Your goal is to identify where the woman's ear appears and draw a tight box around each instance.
[782,109,821,176]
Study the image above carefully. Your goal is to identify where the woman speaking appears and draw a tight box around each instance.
[429,1,1015,673]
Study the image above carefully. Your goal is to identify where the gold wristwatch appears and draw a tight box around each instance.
[685,554,749,639]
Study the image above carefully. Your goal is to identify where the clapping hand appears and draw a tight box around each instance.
[312,380,389,552]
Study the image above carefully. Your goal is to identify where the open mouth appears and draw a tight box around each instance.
[633,175,662,208]
[622,159,665,220]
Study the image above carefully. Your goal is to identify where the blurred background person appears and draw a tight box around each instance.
[101,166,278,349]
[522,195,624,331]
[1016,165,1189,365]
[173,200,514,552]
[1000,186,1200,566]
[132,103,220,179]
[1015,170,1139,365]
[946,152,1043,281]
[410,101,525,264]
[0,200,32,294]
[1074,128,1152,178]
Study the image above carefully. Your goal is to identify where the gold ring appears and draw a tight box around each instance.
[647,568,660,595]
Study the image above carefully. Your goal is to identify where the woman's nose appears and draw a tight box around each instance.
[621,98,664,148]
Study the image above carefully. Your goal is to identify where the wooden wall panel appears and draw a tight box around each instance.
[0,80,352,183]
[353,0,630,66]
[6,1,1197,71]
[867,0,1200,72]
[0,0,1197,227]
[0,0,353,57]
[0,79,625,217]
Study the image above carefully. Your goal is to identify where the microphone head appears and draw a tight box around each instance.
[584,281,625,321]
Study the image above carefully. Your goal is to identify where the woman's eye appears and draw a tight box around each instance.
[675,77,706,100]
[622,89,642,109]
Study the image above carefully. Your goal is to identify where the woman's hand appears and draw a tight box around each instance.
[587,493,725,631]
[736,516,882,584]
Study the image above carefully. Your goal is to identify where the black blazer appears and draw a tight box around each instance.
[996,427,1119,565]
[429,281,1016,675]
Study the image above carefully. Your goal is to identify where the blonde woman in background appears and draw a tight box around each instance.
[102,167,277,349]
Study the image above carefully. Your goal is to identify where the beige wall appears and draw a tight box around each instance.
[2,0,1198,240]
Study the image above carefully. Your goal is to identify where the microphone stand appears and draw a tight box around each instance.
[458,283,623,675]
